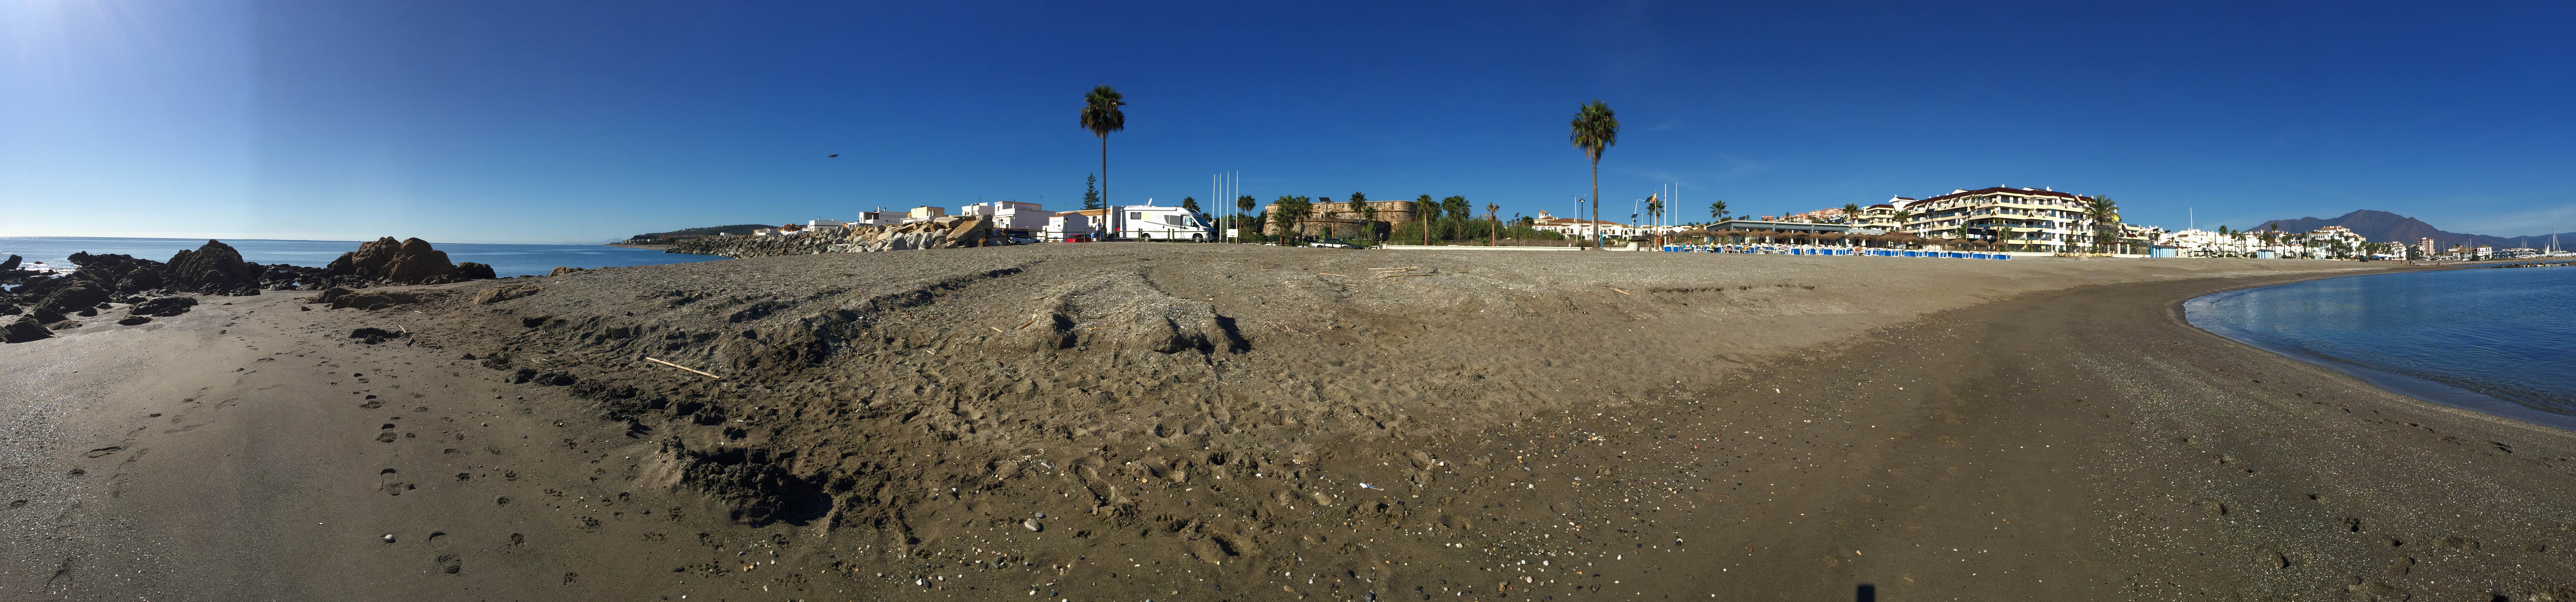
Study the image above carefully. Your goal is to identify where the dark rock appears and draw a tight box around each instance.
[164,240,258,294]
[328,237,459,285]
[383,238,458,284]
[116,316,151,326]
[59,253,166,296]
[35,280,110,319]
[455,262,497,280]
[350,327,409,344]
[128,297,197,317]
[0,255,17,271]
[1,316,48,343]
[0,303,17,316]
[326,238,402,277]
[75,307,96,317]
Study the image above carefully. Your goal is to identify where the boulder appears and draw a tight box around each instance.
[328,237,458,284]
[381,238,458,284]
[548,266,587,277]
[325,238,405,277]
[471,284,540,305]
[1,316,48,343]
[164,240,258,293]
[455,262,497,280]
[61,253,166,296]
[116,316,151,326]
[35,280,110,320]
[0,255,17,271]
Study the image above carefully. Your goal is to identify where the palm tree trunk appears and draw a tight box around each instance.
[1590,159,1601,250]
[1099,135,1109,212]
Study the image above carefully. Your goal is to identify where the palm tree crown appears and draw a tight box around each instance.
[1079,86,1126,205]
[1709,200,1728,222]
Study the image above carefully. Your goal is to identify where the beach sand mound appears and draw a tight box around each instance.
[400,243,2397,565]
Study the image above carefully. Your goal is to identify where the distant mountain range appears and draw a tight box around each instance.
[2253,210,2573,250]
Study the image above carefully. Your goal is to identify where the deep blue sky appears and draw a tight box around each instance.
[4,1,2570,243]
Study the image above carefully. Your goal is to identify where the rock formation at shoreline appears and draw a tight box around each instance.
[0,238,498,340]
[326,237,463,284]
[667,216,1003,258]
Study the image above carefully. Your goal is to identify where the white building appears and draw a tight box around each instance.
[903,206,947,223]
[854,210,902,226]
[959,201,1051,232]
[1528,210,1681,239]
[1045,210,1099,242]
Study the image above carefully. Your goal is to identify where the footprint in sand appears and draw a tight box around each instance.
[83,447,122,458]
[434,554,461,574]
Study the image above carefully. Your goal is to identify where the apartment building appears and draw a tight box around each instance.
[1893,187,2096,253]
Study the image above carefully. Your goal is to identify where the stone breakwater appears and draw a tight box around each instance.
[665,216,1003,258]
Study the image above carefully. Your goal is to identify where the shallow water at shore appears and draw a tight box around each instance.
[0,236,725,278]
[2187,266,2576,429]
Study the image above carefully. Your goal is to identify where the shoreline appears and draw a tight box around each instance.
[8,248,2568,600]
[2184,271,2576,432]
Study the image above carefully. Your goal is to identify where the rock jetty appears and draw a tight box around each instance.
[667,216,1004,258]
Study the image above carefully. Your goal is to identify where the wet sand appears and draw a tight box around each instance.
[5,245,2569,601]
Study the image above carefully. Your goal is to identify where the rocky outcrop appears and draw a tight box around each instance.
[668,216,1004,258]
[32,279,110,323]
[327,237,465,285]
[472,284,540,305]
[163,240,261,294]
[1,315,48,343]
[548,266,588,277]
[456,262,497,280]
[0,255,17,272]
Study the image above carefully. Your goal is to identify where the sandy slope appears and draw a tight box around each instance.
[7,244,2566,601]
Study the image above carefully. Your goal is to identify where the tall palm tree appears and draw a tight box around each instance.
[1709,200,1728,222]
[1414,194,1437,245]
[1569,101,1619,250]
[2084,196,2120,254]
[1843,203,1863,225]
[1487,202,1502,246]
[1235,195,1255,242]
[1078,86,1126,207]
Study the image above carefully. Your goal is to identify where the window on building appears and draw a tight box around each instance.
[1129,212,1143,220]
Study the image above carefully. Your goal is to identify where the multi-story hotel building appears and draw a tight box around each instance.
[1893,187,2100,253]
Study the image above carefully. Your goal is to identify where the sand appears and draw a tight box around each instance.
[5,244,2569,601]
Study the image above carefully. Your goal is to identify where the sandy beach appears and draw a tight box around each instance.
[6,244,2570,601]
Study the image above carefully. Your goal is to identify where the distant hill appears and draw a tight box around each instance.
[627,224,771,242]
[2253,210,2573,250]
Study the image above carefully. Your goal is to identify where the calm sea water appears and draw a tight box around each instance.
[0,236,725,278]
[2187,265,2576,430]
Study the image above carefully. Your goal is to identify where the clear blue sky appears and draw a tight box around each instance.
[4,1,2570,243]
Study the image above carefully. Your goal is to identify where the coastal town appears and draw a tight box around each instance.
[655,185,2569,262]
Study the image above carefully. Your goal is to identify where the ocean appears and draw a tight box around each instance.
[2186,265,2576,430]
[0,236,726,279]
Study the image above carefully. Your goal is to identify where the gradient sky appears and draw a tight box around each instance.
[4,1,2570,244]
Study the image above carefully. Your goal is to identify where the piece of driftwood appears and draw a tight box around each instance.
[645,357,720,379]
